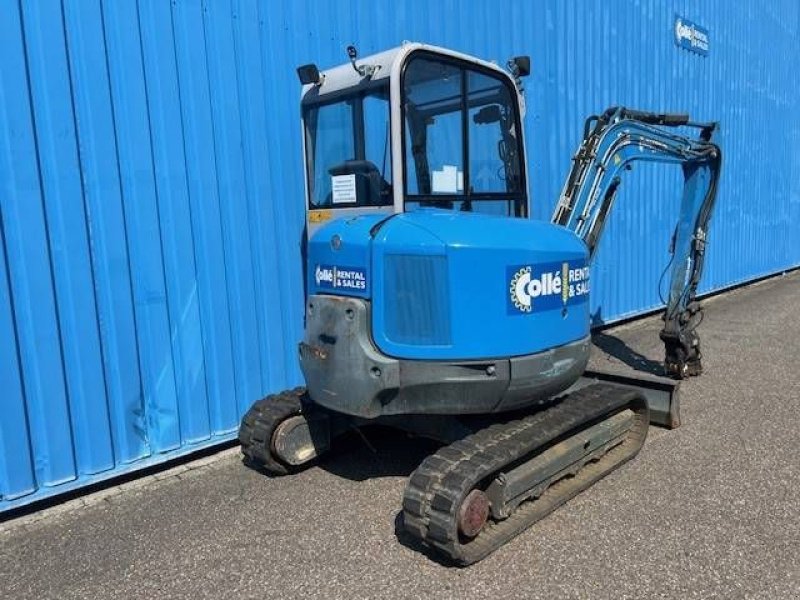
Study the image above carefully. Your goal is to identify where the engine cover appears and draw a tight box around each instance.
[307,209,591,361]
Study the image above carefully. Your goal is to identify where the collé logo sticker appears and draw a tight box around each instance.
[674,15,708,56]
[315,264,367,291]
[507,261,590,314]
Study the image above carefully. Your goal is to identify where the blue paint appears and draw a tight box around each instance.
[203,0,263,433]
[22,0,113,477]
[674,15,709,56]
[306,215,382,299]
[171,0,239,439]
[1,0,77,490]
[369,211,589,360]
[62,0,147,471]
[137,0,211,447]
[383,253,452,347]
[0,213,36,500]
[103,0,180,454]
[2,0,800,510]
[229,0,294,403]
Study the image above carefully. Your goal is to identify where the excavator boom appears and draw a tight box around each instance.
[552,107,722,378]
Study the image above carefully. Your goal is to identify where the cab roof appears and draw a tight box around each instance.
[299,42,514,105]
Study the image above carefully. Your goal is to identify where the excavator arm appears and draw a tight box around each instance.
[552,106,722,378]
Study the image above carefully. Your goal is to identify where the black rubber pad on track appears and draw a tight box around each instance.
[238,388,305,475]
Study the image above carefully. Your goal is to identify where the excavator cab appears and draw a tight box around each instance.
[301,43,530,237]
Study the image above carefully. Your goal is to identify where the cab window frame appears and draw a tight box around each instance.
[302,81,392,210]
[399,50,528,217]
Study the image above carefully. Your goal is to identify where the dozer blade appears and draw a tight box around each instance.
[573,368,681,429]
[401,383,649,566]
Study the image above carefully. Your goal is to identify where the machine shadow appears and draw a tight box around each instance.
[591,330,665,376]
[590,307,665,376]
[316,426,440,482]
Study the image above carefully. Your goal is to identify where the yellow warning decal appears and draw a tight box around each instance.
[308,209,332,223]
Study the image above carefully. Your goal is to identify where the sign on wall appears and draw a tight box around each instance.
[674,15,709,56]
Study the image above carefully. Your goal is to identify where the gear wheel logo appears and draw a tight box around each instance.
[509,266,533,312]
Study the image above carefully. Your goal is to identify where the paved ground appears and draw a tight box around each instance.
[2,271,799,600]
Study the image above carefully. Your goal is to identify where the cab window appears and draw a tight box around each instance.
[402,54,526,216]
[304,87,392,208]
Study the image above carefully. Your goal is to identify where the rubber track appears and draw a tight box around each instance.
[238,388,305,475]
[401,383,649,565]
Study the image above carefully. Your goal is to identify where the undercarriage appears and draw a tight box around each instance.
[239,373,676,565]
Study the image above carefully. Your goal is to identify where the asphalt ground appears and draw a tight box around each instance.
[2,271,799,600]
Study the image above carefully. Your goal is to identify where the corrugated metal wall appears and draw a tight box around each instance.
[2,0,799,511]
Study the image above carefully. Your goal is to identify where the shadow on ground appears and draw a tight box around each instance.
[318,427,440,481]
[241,426,440,482]
[592,330,666,376]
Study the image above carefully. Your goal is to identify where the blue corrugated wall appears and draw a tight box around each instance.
[1,0,799,511]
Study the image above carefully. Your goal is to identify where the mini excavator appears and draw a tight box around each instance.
[239,43,721,565]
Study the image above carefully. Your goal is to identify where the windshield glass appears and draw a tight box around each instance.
[304,87,392,208]
[402,54,526,217]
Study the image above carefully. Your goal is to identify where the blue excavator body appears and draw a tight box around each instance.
[302,210,593,418]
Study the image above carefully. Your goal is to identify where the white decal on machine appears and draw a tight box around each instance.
[331,174,357,204]
[315,264,367,291]
[507,262,590,314]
